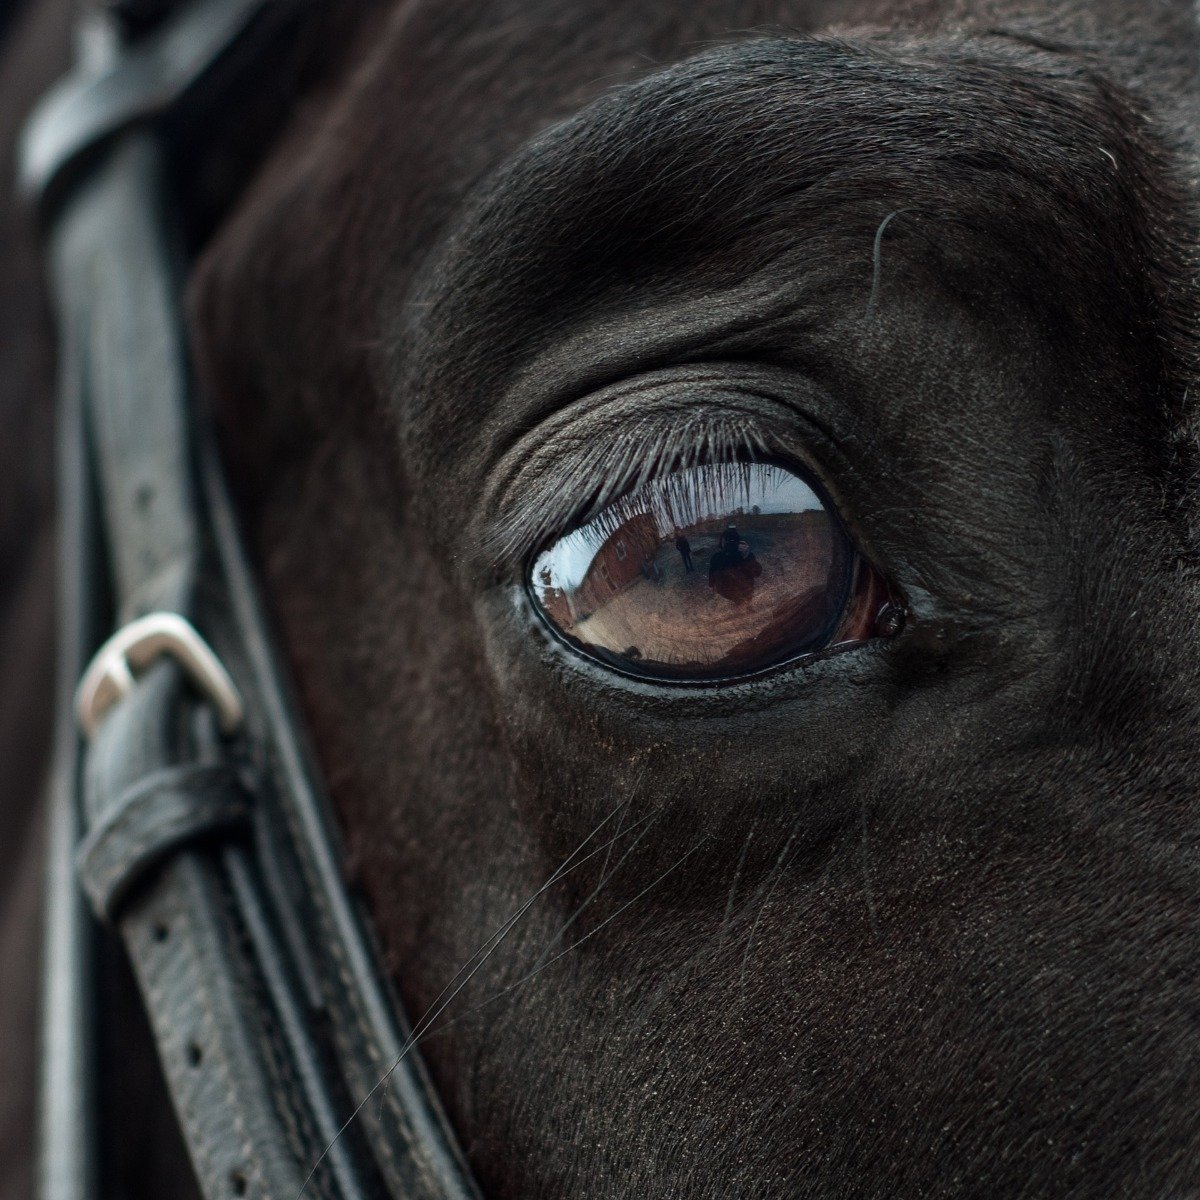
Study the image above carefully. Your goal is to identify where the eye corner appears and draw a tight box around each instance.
[872,597,908,640]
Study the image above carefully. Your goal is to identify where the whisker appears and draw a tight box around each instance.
[592,788,632,895]
[526,804,663,977]
[415,833,712,1049]
[866,208,909,316]
[371,801,652,1123]
[386,809,659,1070]
[296,796,652,1199]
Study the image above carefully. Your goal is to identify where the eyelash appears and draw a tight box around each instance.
[485,405,776,576]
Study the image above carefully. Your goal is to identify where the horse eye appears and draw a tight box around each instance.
[527,459,900,683]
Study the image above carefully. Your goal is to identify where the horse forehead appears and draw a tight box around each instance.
[191,3,1200,481]
[197,0,1200,293]
[391,46,1185,447]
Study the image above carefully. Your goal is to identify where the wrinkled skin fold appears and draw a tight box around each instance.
[4,0,1200,1196]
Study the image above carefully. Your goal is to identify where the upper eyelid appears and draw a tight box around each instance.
[471,369,844,580]
[492,411,771,567]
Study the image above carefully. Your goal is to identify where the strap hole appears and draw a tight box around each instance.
[152,921,169,943]
[230,1170,248,1196]
[186,1041,202,1067]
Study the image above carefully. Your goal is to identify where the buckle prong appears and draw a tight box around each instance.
[76,612,244,738]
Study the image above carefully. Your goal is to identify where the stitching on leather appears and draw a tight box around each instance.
[195,985,263,1199]
[250,966,337,1200]
[221,860,328,1194]
[192,911,268,1198]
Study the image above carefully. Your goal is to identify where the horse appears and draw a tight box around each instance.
[2,0,1200,1196]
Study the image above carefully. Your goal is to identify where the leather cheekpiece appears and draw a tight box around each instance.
[31,5,485,1199]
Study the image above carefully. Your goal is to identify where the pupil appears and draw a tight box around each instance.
[529,461,853,681]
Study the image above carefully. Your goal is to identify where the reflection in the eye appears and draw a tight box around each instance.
[529,461,861,681]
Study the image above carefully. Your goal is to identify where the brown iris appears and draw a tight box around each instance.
[528,460,894,682]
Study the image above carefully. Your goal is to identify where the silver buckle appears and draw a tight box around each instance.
[76,611,245,739]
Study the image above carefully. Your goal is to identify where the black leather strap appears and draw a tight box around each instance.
[19,0,299,207]
[31,6,484,1200]
[55,130,198,620]
[200,400,484,1200]
[85,660,356,1200]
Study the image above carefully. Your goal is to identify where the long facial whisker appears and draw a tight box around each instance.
[593,794,630,894]
[296,797,652,1199]
[393,806,659,1055]
[371,801,652,1120]
[525,805,663,978]
[414,834,712,1050]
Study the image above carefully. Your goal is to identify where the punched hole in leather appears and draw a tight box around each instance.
[78,653,349,1199]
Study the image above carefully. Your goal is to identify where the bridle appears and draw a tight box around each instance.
[22,4,481,1198]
